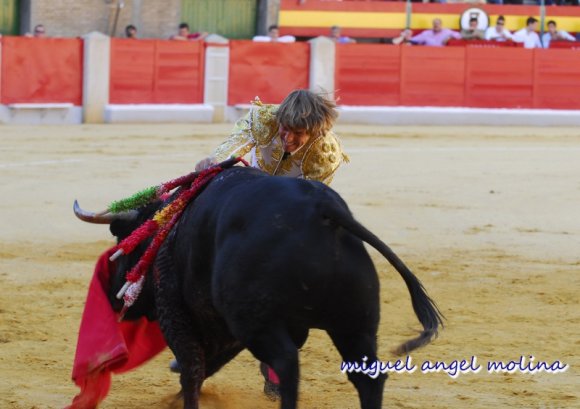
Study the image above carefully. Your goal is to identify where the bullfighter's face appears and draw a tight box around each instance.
[279,124,311,153]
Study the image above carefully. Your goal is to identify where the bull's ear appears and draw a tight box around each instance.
[110,218,135,241]
[109,201,160,241]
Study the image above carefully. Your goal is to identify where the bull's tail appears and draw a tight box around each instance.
[318,195,444,355]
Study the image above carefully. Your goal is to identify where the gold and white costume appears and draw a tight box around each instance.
[213,98,348,185]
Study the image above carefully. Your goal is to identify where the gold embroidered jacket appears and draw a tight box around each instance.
[213,99,348,185]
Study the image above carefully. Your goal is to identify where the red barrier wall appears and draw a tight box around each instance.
[1,37,83,105]
[334,45,580,110]
[228,40,309,105]
[109,39,204,104]
[549,41,580,50]
[335,44,400,106]
[401,47,466,107]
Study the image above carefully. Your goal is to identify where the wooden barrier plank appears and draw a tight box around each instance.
[109,39,204,104]
[400,47,465,107]
[228,40,309,105]
[1,37,83,105]
[465,47,534,109]
[533,49,580,109]
[335,44,401,106]
[109,39,156,104]
[155,40,204,104]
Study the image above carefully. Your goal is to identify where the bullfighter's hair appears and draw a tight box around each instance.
[276,89,338,138]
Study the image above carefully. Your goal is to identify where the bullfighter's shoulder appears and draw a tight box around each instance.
[249,98,279,147]
[302,132,349,184]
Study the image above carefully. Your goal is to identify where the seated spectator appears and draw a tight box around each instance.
[25,24,47,38]
[485,16,513,42]
[252,25,296,43]
[461,17,485,41]
[329,25,356,44]
[542,20,575,49]
[385,29,413,45]
[170,22,208,41]
[411,18,461,47]
[125,24,137,39]
[513,17,542,49]
[544,0,579,5]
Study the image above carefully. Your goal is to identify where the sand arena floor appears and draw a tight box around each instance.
[0,124,578,409]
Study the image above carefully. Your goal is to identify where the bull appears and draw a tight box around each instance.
[74,165,443,409]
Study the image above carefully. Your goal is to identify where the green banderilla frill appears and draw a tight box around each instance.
[109,186,160,214]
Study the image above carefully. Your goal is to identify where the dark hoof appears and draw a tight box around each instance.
[169,359,181,374]
[263,379,281,401]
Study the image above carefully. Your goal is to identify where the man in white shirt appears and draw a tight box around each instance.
[253,25,296,43]
[485,15,513,42]
[542,20,576,48]
[513,17,542,49]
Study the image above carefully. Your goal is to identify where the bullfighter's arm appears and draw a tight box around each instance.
[213,111,257,162]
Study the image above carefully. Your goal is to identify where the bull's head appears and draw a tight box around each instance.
[73,200,159,321]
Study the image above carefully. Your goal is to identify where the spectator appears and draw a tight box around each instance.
[25,24,46,38]
[411,18,461,47]
[125,24,137,39]
[544,0,578,5]
[542,20,575,49]
[170,22,208,41]
[385,29,413,45]
[329,25,356,44]
[461,17,485,40]
[252,24,296,43]
[513,17,542,49]
[485,16,513,42]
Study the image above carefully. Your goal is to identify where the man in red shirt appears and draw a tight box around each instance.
[170,22,208,41]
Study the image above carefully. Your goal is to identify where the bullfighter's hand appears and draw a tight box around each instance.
[195,156,217,171]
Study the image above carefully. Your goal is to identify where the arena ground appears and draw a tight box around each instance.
[0,124,578,409]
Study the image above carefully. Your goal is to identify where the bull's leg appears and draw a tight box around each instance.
[327,330,386,409]
[156,300,205,409]
[245,324,299,409]
[155,248,205,409]
[178,342,205,409]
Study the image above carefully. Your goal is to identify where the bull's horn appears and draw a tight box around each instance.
[73,200,138,224]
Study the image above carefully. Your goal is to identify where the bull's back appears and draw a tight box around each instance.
[189,169,380,332]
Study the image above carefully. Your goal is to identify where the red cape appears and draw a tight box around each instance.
[66,248,166,409]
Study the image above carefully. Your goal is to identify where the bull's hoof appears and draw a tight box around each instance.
[263,380,281,401]
[169,359,181,374]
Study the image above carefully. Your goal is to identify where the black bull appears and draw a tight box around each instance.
[77,166,443,409]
